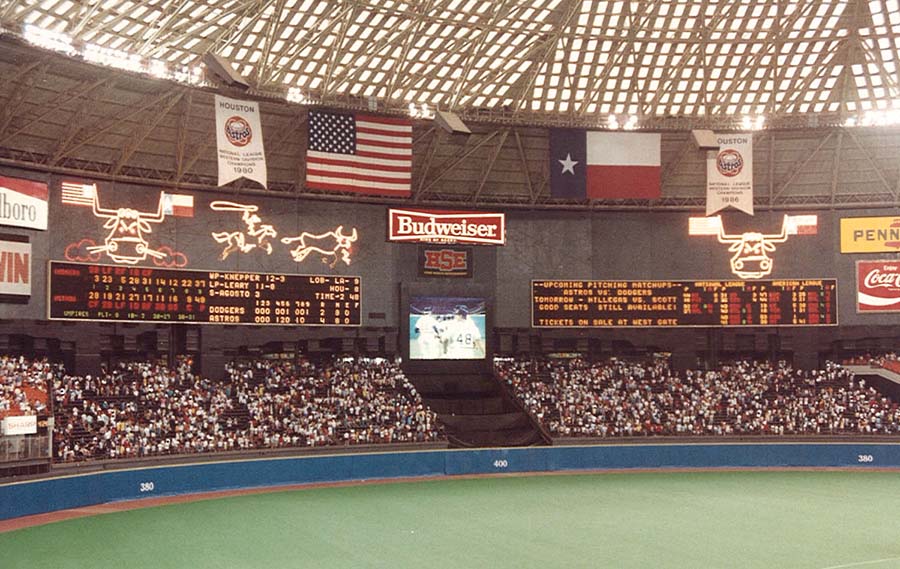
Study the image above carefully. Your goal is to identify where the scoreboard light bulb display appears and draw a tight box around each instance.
[409,297,486,360]
[48,261,360,326]
[532,279,837,328]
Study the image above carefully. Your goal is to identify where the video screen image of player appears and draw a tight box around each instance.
[409,297,486,360]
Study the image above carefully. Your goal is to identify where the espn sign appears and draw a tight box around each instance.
[0,176,48,230]
[857,260,900,312]
[388,209,505,245]
[418,246,472,278]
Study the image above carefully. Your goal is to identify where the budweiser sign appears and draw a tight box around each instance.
[857,260,900,312]
[388,208,505,245]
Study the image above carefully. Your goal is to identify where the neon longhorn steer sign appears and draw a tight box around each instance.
[209,201,277,260]
[61,182,190,266]
[281,226,358,268]
[689,214,818,279]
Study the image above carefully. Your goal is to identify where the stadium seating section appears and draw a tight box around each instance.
[3,354,900,464]
[496,357,900,437]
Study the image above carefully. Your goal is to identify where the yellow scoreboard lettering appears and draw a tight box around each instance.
[840,216,900,253]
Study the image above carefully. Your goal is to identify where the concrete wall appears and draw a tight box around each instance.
[2,442,899,520]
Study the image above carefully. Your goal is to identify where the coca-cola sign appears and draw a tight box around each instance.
[857,260,900,312]
[388,208,505,245]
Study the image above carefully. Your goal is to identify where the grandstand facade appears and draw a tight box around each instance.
[1,0,900,527]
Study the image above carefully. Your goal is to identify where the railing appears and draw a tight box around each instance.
[0,436,51,463]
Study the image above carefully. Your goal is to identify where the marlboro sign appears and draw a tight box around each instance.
[0,176,48,230]
[388,209,505,245]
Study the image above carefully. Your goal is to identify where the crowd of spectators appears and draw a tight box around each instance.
[497,357,900,438]
[53,357,241,461]
[52,356,441,462]
[8,350,900,462]
[227,357,440,447]
[0,355,54,419]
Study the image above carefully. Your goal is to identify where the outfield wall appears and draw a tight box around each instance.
[3,442,900,520]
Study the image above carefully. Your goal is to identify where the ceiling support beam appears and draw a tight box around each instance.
[512,129,537,204]
[52,88,180,165]
[472,129,509,203]
[413,128,442,201]
[174,90,193,181]
[0,76,113,147]
[112,90,186,175]
[830,129,843,206]
[417,129,501,199]
[772,132,834,200]
[844,126,896,197]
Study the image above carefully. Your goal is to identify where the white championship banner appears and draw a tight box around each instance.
[215,95,267,188]
[707,134,753,216]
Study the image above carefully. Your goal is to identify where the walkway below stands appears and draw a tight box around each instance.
[402,370,549,447]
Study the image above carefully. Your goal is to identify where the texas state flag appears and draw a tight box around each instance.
[550,130,661,199]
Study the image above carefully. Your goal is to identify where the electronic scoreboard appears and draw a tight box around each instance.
[48,261,360,326]
[533,279,837,327]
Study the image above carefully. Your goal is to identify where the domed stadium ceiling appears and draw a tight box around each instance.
[2,0,900,208]
[6,0,900,125]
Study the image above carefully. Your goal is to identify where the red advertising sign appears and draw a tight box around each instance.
[0,176,48,230]
[388,208,505,245]
[857,260,900,312]
[418,246,472,278]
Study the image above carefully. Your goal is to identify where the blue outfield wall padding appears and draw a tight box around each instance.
[2,443,900,521]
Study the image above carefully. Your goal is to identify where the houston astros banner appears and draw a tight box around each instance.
[215,95,267,188]
[707,134,753,216]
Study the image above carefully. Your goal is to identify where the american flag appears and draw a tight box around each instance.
[60,181,96,206]
[306,110,412,197]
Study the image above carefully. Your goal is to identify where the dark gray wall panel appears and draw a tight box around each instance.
[496,212,592,328]
[2,165,899,332]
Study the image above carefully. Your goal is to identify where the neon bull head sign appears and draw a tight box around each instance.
[689,214,817,279]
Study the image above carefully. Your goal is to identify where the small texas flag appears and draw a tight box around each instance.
[162,192,194,217]
[550,130,661,199]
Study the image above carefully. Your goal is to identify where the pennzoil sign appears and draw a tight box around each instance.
[841,217,900,253]
[388,209,505,245]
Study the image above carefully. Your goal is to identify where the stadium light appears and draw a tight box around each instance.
[741,115,765,131]
[287,87,313,104]
[607,114,620,129]
[623,115,639,130]
[408,103,433,119]
[148,59,169,80]
[859,108,900,127]
[84,43,144,73]
[22,24,75,56]
[173,65,204,85]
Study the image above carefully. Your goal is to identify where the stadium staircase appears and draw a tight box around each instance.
[846,364,900,400]
[402,371,550,447]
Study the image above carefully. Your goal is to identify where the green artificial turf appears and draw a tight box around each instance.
[3,471,900,569]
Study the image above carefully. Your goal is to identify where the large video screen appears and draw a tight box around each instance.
[409,296,486,360]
